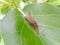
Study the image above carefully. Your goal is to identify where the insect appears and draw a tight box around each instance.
[24,12,39,34]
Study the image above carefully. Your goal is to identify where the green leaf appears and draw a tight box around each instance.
[12,0,21,4]
[1,9,45,45]
[29,0,37,3]
[6,0,21,4]
[23,0,29,2]
[22,0,37,3]
[1,4,10,14]
[23,3,60,45]
[0,7,1,13]
[0,20,1,42]
[0,29,1,42]
[0,35,1,42]
[48,0,60,6]
[48,0,59,3]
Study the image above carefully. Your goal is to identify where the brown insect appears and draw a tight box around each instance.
[24,12,39,34]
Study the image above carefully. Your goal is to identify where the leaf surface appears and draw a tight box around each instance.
[1,9,45,45]
[6,0,21,4]
[1,4,10,14]
[48,0,60,6]
[23,3,60,45]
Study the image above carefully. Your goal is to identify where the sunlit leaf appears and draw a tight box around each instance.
[23,0,29,2]
[1,9,45,45]
[23,3,60,45]
[6,0,21,4]
[1,4,10,14]
[22,0,37,3]
[0,20,1,42]
[48,0,60,6]
[29,0,37,3]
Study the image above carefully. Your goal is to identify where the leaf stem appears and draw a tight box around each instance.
[11,1,26,17]
[17,8,26,16]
